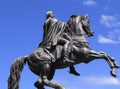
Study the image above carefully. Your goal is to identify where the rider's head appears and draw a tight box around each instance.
[46,11,54,19]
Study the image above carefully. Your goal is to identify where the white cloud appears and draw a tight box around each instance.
[99,15,120,44]
[83,76,120,85]
[83,0,97,6]
[98,29,120,44]
[100,15,120,27]
[108,29,120,41]
[98,35,119,44]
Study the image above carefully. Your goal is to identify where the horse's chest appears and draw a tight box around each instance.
[71,36,88,44]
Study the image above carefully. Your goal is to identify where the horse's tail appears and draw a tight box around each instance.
[8,56,28,89]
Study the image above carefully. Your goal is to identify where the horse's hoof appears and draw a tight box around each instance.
[110,70,117,77]
[55,86,66,89]
[34,81,45,89]
[114,63,120,68]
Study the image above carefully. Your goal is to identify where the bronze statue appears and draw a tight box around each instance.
[8,11,119,89]
[39,11,80,76]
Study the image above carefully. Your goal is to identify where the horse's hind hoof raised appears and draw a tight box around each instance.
[110,70,117,77]
[34,81,45,89]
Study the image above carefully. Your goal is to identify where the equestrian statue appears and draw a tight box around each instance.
[8,11,119,89]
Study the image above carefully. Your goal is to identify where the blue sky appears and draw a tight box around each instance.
[0,0,120,89]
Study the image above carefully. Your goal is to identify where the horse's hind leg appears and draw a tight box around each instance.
[34,79,44,89]
[38,63,65,89]
[34,68,55,89]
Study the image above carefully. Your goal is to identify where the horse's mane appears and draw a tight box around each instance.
[68,14,86,24]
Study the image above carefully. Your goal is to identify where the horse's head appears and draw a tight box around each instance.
[68,14,94,37]
[80,15,94,37]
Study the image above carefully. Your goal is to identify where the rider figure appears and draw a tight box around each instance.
[39,11,80,76]
[39,10,73,64]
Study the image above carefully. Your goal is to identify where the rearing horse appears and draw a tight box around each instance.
[8,15,119,89]
[67,15,119,76]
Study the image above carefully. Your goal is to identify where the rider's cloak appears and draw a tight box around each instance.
[39,21,67,48]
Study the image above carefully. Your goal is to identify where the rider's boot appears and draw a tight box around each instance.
[69,66,80,76]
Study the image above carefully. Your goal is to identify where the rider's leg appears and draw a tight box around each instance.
[59,36,80,75]
[58,37,74,63]
[59,34,81,75]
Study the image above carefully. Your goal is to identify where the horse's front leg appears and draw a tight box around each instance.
[87,50,119,77]
[100,51,119,68]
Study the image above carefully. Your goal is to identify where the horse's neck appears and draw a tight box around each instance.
[71,22,85,35]
[71,23,88,42]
